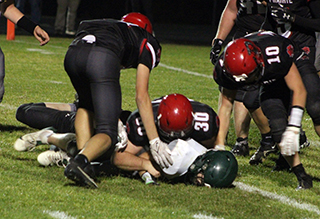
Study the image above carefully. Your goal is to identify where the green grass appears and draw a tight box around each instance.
[0,35,319,219]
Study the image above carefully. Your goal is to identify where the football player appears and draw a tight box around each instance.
[210,0,277,159]
[213,31,313,190]
[0,0,49,102]
[15,94,223,186]
[60,12,169,188]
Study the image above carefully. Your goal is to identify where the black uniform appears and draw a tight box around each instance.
[214,31,295,142]
[64,19,161,145]
[127,97,220,147]
[271,0,320,126]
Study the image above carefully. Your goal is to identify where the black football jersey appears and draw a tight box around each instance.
[214,31,295,90]
[72,19,161,70]
[126,97,219,147]
[236,0,276,33]
[270,0,317,48]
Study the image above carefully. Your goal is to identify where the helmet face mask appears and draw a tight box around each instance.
[121,12,153,34]
[157,94,194,142]
[223,38,265,85]
[188,150,238,188]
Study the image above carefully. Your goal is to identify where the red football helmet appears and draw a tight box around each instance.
[157,93,194,141]
[121,12,153,34]
[223,38,264,84]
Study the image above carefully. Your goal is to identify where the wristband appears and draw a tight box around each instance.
[17,16,37,35]
[288,106,304,127]
[149,137,159,145]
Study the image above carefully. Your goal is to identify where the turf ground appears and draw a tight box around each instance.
[0,35,319,219]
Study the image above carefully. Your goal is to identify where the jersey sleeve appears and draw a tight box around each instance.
[138,36,161,70]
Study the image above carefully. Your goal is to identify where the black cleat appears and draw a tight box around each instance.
[231,137,249,156]
[249,141,278,165]
[296,174,313,190]
[64,159,98,188]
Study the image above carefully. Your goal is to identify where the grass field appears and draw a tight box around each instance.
[0,35,319,219]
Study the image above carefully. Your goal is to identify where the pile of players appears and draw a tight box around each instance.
[13,4,320,190]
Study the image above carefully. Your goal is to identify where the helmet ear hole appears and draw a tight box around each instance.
[157,94,194,142]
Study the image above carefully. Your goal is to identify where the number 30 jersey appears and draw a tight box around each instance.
[126,97,220,147]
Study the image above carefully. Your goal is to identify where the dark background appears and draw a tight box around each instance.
[1,0,228,45]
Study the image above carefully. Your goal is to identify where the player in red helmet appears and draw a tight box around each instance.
[121,12,153,34]
[214,31,312,190]
[223,38,265,85]
[62,12,164,187]
[157,94,194,141]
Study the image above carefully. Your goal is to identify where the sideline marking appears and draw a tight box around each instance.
[43,210,76,219]
[234,182,320,215]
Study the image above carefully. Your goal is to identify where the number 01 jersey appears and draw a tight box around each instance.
[126,97,220,147]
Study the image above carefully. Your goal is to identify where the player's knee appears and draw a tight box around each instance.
[306,101,320,125]
[269,118,287,143]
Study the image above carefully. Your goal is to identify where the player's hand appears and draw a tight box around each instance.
[149,137,173,169]
[279,126,300,156]
[210,38,224,65]
[270,4,295,23]
[33,26,50,46]
[115,120,128,151]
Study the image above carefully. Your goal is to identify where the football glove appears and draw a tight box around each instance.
[210,38,224,65]
[270,4,296,23]
[279,126,300,156]
[149,137,173,169]
[115,120,128,151]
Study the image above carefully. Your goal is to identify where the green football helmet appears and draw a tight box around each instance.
[188,150,238,188]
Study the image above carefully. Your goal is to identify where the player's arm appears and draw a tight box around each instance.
[213,0,238,43]
[210,0,237,64]
[2,2,49,45]
[215,87,236,146]
[284,63,306,109]
[280,63,307,156]
[135,64,173,168]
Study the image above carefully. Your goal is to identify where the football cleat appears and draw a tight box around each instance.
[231,137,249,156]
[37,150,70,167]
[249,141,278,165]
[141,172,159,185]
[64,159,98,188]
[14,128,54,152]
[296,174,313,190]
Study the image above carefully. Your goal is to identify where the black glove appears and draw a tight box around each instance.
[270,4,296,23]
[210,38,224,65]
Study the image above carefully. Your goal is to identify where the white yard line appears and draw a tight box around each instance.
[235,182,320,215]
[43,210,77,219]
[159,63,212,78]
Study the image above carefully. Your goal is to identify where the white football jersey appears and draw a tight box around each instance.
[162,138,207,179]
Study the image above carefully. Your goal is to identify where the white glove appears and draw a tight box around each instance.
[279,126,300,156]
[115,120,128,151]
[149,137,173,169]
